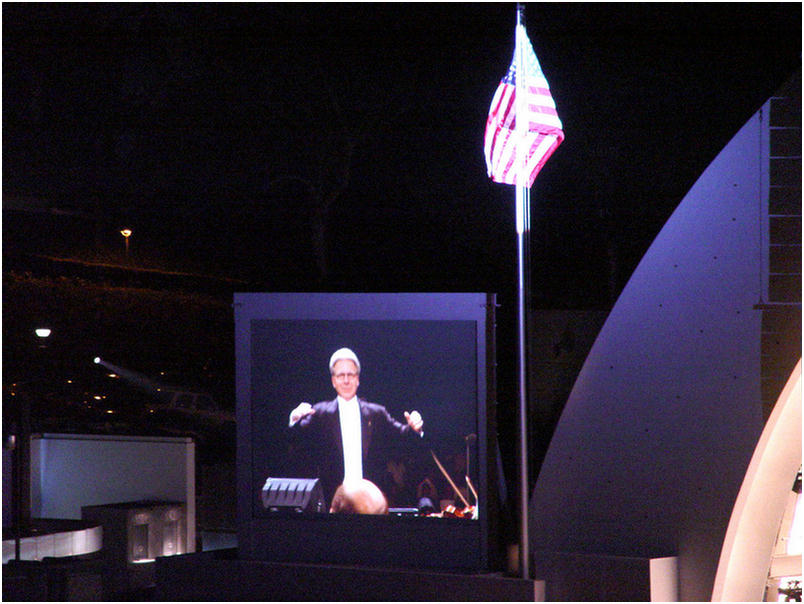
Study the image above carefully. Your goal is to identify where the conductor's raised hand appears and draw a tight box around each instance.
[290,402,315,425]
[404,410,424,434]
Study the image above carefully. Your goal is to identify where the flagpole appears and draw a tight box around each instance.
[514,2,531,581]
[485,1,563,580]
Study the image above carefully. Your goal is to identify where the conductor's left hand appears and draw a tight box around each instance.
[404,410,423,434]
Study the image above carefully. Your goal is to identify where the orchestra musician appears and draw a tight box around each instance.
[288,347,425,508]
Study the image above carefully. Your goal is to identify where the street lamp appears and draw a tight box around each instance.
[120,229,132,258]
[34,327,51,349]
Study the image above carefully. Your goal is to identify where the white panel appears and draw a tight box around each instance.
[2,540,13,563]
[650,556,679,601]
[30,433,194,519]
[53,531,73,557]
[2,525,105,563]
[85,525,103,554]
[19,537,37,561]
[35,533,54,560]
[28,433,196,555]
[770,554,803,579]
[72,525,87,553]
[533,579,546,601]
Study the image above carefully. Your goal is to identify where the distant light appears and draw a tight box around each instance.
[94,395,103,400]
[93,357,101,364]
[107,373,119,379]
[106,409,115,414]
[35,328,51,338]
[120,229,132,238]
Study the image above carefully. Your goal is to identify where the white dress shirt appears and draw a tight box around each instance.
[337,395,363,481]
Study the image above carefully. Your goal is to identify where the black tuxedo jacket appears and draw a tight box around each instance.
[290,397,421,505]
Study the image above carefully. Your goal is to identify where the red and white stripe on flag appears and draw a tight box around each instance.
[484,27,564,188]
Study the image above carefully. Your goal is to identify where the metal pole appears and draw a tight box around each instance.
[515,3,531,580]
[516,204,530,580]
[13,431,21,561]
[13,394,31,562]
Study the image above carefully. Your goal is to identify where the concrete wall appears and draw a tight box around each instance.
[530,98,774,600]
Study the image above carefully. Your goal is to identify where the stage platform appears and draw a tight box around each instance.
[154,549,542,601]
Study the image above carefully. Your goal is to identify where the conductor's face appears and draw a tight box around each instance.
[331,359,360,400]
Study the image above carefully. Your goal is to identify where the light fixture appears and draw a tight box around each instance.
[120,229,132,257]
[35,328,51,338]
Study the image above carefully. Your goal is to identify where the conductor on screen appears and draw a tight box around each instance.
[288,347,424,509]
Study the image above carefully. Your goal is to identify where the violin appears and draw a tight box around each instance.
[441,503,476,519]
[426,449,479,520]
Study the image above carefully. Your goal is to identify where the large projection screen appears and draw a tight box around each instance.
[234,293,495,570]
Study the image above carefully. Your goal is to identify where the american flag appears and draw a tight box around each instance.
[484,25,564,188]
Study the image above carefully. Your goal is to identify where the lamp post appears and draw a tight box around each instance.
[12,328,51,560]
[120,229,132,259]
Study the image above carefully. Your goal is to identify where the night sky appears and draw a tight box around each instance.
[4,3,800,309]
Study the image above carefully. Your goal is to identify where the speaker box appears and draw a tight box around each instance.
[261,478,326,513]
